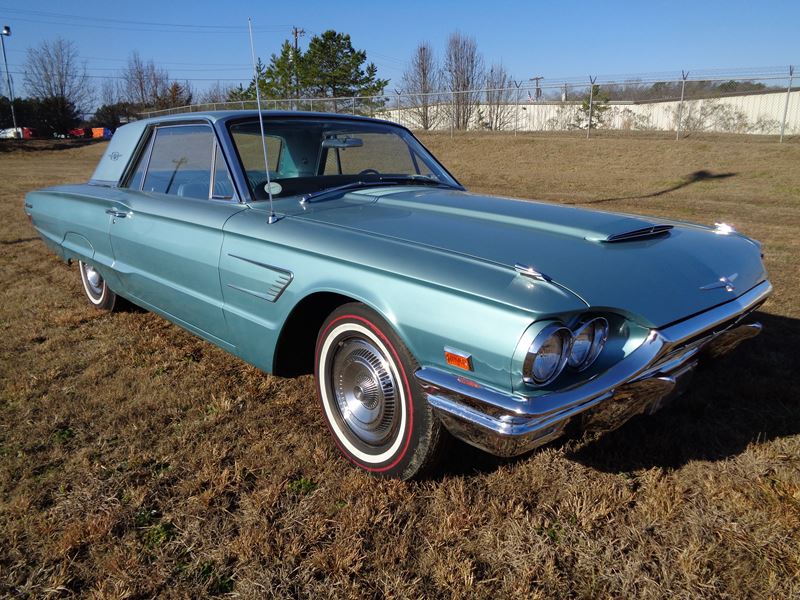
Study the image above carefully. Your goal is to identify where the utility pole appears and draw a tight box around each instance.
[529,76,544,101]
[676,70,689,141]
[780,65,794,143]
[513,79,523,136]
[1,25,18,138]
[586,75,597,139]
[291,26,305,110]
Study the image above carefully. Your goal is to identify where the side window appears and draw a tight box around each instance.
[212,144,235,199]
[142,125,214,200]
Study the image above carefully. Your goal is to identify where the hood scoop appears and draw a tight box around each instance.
[593,224,673,243]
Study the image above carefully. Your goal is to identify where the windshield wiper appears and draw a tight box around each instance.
[299,180,400,204]
[376,175,464,190]
[298,176,464,205]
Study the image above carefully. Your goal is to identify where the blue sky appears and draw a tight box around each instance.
[1,0,797,98]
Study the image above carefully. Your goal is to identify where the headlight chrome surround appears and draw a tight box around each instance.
[522,323,573,386]
[567,317,609,371]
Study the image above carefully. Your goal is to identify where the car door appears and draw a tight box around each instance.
[108,122,245,348]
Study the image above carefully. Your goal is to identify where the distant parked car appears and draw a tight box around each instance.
[1,126,35,139]
[24,111,771,478]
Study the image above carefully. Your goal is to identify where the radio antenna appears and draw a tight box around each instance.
[248,18,278,224]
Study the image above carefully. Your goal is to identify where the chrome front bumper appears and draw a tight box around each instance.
[415,280,772,457]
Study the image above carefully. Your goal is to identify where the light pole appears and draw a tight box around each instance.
[1,25,19,138]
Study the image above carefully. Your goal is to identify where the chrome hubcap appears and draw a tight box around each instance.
[81,262,103,296]
[331,338,398,446]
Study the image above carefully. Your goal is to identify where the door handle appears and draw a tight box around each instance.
[106,209,129,218]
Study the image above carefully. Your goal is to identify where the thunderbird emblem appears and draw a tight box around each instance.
[700,273,738,292]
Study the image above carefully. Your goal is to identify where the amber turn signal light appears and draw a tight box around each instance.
[444,347,473,371]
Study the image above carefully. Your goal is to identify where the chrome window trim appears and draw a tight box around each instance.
[208,138,217,200]
[210,139,237,202]
[222,114,463,202]
[121,127,156,191]
[122,119,245,203]
[141,123,215,199]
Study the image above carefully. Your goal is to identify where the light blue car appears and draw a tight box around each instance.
[24,111,772,478]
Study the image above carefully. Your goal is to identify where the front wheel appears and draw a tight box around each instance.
[78,260,119,311]
[315,303,447,479]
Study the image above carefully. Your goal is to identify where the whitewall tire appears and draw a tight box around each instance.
[78,260,119,311]
[315,303,448,479]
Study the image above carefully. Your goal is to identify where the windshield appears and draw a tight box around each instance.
[228,117,459,200]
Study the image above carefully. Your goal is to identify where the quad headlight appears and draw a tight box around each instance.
[523,324,573,385]
[568,317,609,371]
[523,317,609,386]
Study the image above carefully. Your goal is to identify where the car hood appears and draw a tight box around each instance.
[288,187,767,328]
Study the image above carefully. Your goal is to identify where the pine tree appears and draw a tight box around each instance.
[301,30,387,101]
[575,84,610,129]
[263,41,299,99]
[227,30,387,110]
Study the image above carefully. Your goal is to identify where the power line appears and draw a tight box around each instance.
[5,48,254,67]
[4,70,249,82]
[7,63,252,73]
[0,16,287,34]
[0,5,292,32]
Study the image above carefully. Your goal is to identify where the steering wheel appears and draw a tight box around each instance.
[358,169,380,176]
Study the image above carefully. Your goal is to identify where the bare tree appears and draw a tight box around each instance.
[23,38,93,112]
[443,32,484,130]
[484,63,514,130]
[401,42,441,130]
[199,81,235,105]
[120,51,170,106]
[99,79,121,106]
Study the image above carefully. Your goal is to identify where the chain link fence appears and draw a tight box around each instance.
[139,66,798,141]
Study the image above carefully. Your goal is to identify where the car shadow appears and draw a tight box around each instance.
[567,310,799,472]
[565,170,736,205]
[436,311,800,477]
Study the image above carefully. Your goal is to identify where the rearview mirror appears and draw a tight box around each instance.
[321,137,363,149]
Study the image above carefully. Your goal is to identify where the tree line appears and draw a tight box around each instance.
[0,30,389,135]
[1,33,783,136]
[0,38,203,135]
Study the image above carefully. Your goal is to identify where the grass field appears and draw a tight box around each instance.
[1,133,798,598]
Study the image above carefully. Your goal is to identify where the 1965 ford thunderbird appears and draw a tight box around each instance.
[25,111,772,478]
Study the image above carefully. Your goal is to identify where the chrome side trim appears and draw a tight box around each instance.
[227,254,294,302]
[225,283,275,302]
[658,280,771,346]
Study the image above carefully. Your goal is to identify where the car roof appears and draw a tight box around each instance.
[89,110,409,188]
[136,110,401,128]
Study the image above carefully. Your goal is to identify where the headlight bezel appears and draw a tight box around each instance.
[522,323,573,386]
[567,317,609,372]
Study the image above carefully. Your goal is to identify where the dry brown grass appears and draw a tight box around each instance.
[1,133,799,599]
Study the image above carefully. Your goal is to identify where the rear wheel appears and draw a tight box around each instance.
[315,303,447,479]
[78,260,119,311]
